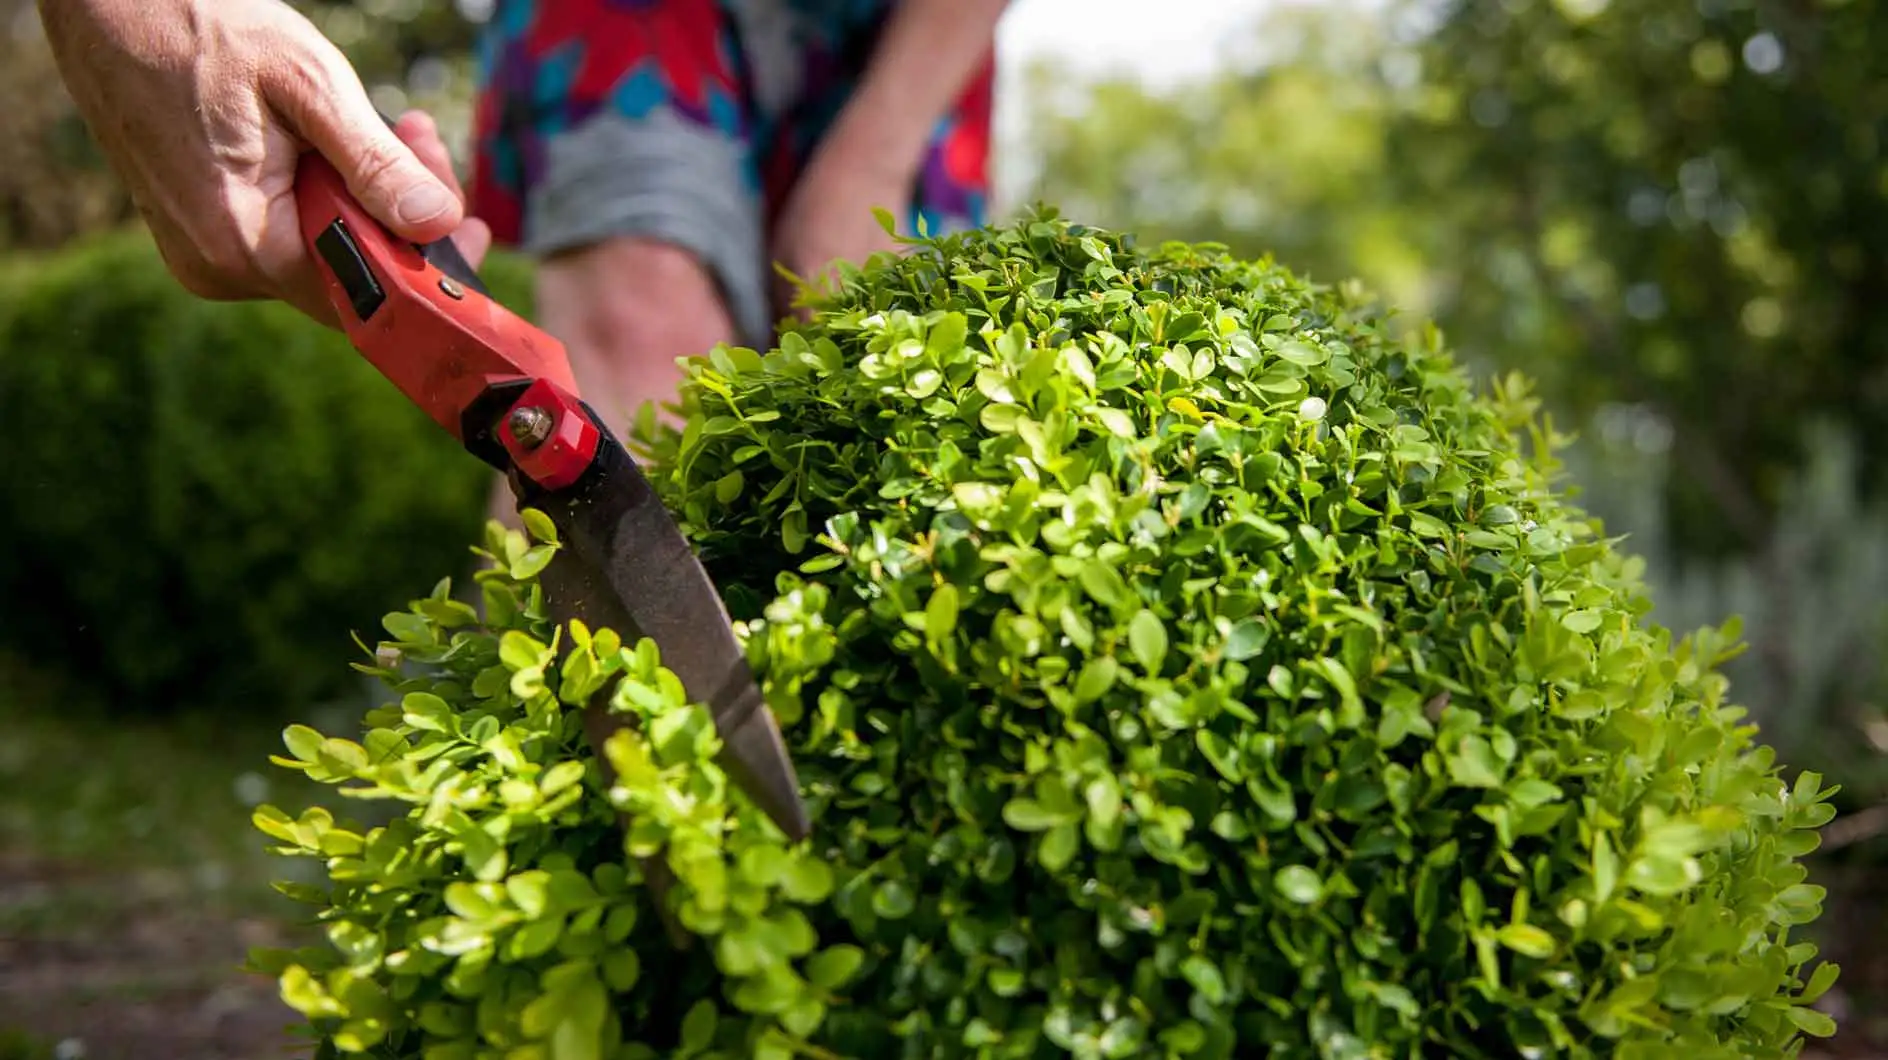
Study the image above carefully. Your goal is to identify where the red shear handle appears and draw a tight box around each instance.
[293,150,598,490]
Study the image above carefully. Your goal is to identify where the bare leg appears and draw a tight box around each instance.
[483,236,739,533]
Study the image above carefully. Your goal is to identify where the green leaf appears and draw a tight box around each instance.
[680,1000,718,1052]
[540,760,587,796]
[1196,730,1243,781]
[872,880,916,919]
[1094,406,1137,437]
[520,507,560,545]
[926,312,970,361]
[736,844,789,888]
[1274,865,1324,904]
[1561,609,1605,633]
[1039,822,1079,871]
[1072,657,1120,704]
[1593,832,1620,903]
[1128,610,1168,674]
[1496,923,1556,959]
[283,724,325,762]
[780,857,836,903]
[506,871,551,918]
[602,949,641,992]
[507,916,562,961]
[1797,960,1840,1005]
[806,944,866,990]
[1078,562,1132,611]
[925,583,961,639]
[1222,619,1268,661]
[1003,798,1068,832]
[499,631,548,672]
[510,544,557,580]
[1447,735,1506,788]
[401,692,454,733]
[781,506,809,553]
[1784,1005,1837,1038]
[1180,955,1228,1004]
[444,881,496,922]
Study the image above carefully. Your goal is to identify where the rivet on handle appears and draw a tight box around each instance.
[507,406,554,449]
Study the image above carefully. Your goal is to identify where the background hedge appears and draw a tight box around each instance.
[0,228,532,710]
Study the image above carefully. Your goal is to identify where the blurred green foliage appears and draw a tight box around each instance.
[0,0,137,249]
[0,0,1879,1046]
[0,0,487,253]
[2,0,1880,815]
[1014,9,1424,303]
[290,0,483,85]
[287,0,490,162]
[1393,0,1887,564]
[0,1030,50,1060]
[0,230,534,709]
[1393,0,1888,807]
[1026,0,1888,556]
[1020,0,1888,817]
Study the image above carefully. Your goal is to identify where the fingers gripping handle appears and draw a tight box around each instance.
[370,109,489,300]
[292,148,597,490]
[415,223,490,300]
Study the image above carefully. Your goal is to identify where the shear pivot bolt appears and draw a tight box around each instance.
[508,406,554,449]
[439,277,465,299]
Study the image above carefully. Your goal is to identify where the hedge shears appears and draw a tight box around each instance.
[290,144,810,936]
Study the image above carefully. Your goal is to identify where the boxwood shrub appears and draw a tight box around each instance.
[0,229,526,707]
[250,211,1841,1059]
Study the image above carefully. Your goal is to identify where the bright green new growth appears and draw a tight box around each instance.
[252,210,1840,1059]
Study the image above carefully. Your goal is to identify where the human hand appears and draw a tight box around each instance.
[767,0,1004,320]
[37,0,490,327]
[768,136,913,318]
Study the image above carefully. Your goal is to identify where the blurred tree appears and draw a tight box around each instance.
[1021,0,1888,562]
[1388,0,1887,565]
[1014,0,1888,842]
[290,0,483,85]
[1012,6,1434,318]
[0,0,488,253]
[287,0,487,154]
[1385,0,1888,811]
[0,0,136,249]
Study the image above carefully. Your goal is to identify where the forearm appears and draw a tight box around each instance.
[39,0,188,59]
[38,0,211,119]
[821,0,1008,177]
[35,0,472,319]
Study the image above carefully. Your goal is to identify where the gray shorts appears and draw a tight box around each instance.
[522,108,776,352]
[470,0,994,349]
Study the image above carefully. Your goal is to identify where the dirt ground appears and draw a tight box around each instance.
[0,850,1883,1060]
[0,656,1882,1060]
[0,852,307,1060]
[0,655,332,1060]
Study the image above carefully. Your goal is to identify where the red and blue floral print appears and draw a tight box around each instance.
[466,0,995,250]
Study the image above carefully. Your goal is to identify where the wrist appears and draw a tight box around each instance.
[41,0,191,63]
[815,89,939,188]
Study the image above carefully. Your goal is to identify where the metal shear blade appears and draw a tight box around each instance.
[513,430,810,843]
[290,146,810,945]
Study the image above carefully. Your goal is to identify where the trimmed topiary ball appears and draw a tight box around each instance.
[251,211,1840,1060]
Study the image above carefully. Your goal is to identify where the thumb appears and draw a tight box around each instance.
[267,57,463,245]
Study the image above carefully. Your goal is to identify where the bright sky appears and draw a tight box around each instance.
[988,0,1285,205]
[993,0,1281,85]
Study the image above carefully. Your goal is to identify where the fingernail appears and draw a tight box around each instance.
[395,181,453,226]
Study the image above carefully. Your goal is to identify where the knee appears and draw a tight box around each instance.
[535,238,736,360]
